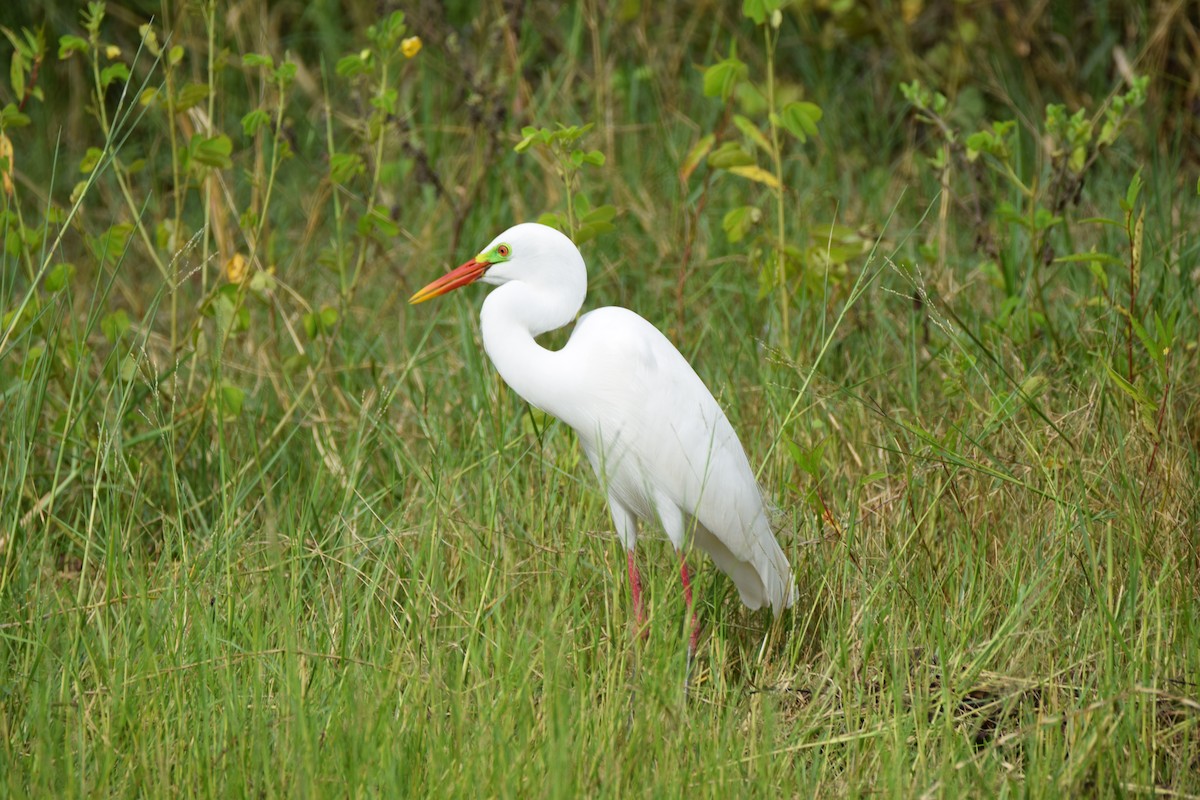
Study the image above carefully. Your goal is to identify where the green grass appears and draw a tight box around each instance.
[2,1,1199,796]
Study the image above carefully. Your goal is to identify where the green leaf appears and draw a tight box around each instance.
[44,262,76,292]
[0,26,32,59]
[702,56,748,101]
[371,87,398,115]
[356,205,399,239]
[743,0,786,25]
[899,80,925,107]
[1130,318,1165,371]
[1032,206,1063,231]
[722,205,761,243]
[283,353,309,376]
[174,82,210,113]
[1077,216,1123,229]
[101,309,131,343]
[330,152,365,184]
[80,146,104,174]
[1044,103,1067,137]
[212,291,237,338]
[786,439,825,477]
[536,212,566,231]
[1053,252,1123,267]
[778,101,822,142]
[249,269,277,295]
[156,219,187,252]
[1,103,31,128]
[119,353,139,382]
[574,220,613,245]
[1017,374,1047,401]
[100,63,130,88]
[1122,168,1143,212]
[1104,364,1153,409]
[242,52,274,69]
[964,132,990,161]
[303,306,339,338]
[82,2,105,36]
[1085,260,1109,292]
[216,383,245,420]
[743,0,768,24]
[58,34,88,59]
[9,50,25,98]
[706,142,755,170]
[241,108,270,138]
[1068,145,1086,174]
[90,223,134,265]
[273,62,297,84]
[513,126,544,153]
[190,134,233,169]
[2,302,33,338]
[728,165,781,189]
[335,53,371,79]
[20,344,45,382]
[733,114,773,155]
[581,205,617,225]
[679,134,714,182]
[368,10,407,48]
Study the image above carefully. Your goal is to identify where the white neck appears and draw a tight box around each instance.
[479,281,584,422]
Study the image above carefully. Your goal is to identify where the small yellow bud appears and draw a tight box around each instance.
[139,24,160,56]
[224,253,248,284]
[401,36,422,59]
[901,0,923,24]
[105,44,122,60]
[0,133,13,197]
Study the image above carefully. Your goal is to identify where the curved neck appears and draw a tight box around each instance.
[479,281,584,421]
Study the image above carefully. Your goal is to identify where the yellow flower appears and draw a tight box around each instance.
[224,253,248,284]
[401,36,422,59]
[0,133,13,197]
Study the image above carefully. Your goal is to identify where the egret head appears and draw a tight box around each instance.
[409,223,586,305]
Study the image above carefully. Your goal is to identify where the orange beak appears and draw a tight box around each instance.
[409,257,488,304]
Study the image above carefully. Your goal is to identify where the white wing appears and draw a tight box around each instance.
[545,307,795,614]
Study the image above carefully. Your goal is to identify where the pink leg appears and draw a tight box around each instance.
[679,555,701,661]
[627,550,648,640]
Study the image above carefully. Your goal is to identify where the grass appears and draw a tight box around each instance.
[2,1,1199,796]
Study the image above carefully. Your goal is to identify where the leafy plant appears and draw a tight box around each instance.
[1,5,1196,797]
[514,122,615,245]
[901,75,1148,347]
[685,0,825,349]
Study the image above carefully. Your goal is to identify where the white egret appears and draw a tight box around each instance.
[410,223,795,662]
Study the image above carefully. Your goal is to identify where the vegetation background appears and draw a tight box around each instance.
[1,0,1198,795]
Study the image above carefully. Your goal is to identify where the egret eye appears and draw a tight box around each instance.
[496,244,511,258]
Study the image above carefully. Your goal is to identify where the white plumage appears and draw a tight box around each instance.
[411,223,796,641]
